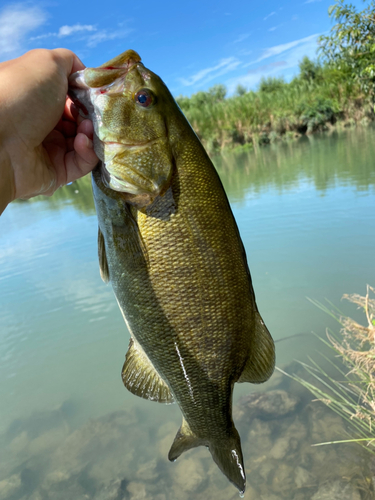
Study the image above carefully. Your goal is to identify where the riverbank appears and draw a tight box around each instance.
[176,59,375,156]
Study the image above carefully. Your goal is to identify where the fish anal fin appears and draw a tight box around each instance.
[98,228,110,283]
[122,339,174,404]
[238,312,275,384]
[168,418,203,462]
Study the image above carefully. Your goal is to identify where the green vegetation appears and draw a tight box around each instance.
[284,286,375,455]
[319,0,375,96]
[176,0,375,155]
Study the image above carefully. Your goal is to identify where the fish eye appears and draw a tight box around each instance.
[134,88,155,108]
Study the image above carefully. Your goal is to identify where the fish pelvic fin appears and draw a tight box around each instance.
[238,311,275,384]
[122,338,174,403]
[168,418,204,461]
[209,428,246,495]
[168,420,246,494]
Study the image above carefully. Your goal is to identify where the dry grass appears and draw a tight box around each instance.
[281,285,375,452]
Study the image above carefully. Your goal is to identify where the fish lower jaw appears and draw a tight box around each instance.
[107,174,145,194]
[102,164,166,197]
[105,171,162,199]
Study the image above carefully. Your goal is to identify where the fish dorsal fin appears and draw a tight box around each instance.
[122,338,174,404]
[238,312,275,384]
[98,228,110,283]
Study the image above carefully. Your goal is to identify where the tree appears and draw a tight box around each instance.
[208,84,227,101]
[319,0,375,95]
[298,56,322,82]
[258,76,286,93]
[234,84,247,97]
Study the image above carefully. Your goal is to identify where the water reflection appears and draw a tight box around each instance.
[14,176,96,214]
[14,125,375,216]
[215,127,375,200]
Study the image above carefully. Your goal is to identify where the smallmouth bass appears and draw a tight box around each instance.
[68,50,275,494]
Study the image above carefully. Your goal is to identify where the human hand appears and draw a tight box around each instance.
[0,48,99,213]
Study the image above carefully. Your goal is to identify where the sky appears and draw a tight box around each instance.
[0,0,365,96]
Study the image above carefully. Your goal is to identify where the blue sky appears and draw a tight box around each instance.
[0,0,365,96]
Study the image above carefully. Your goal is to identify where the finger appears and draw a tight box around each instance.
[77,119,95,139]
[62,120,77,137]
[64,133,99,184]
[66,137,75,151]
[55,118,64,133]
[51,48,86,77]
[42,132,68,192]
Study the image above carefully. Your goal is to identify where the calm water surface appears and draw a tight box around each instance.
[0,126,374,499]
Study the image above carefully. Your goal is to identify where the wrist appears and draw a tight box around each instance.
[0,147,15,215]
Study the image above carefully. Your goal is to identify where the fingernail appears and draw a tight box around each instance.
[85,136,94,149]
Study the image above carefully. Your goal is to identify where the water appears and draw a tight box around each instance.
[0,126,374,499]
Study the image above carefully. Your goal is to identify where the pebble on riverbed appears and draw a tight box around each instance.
[0,364,373,500]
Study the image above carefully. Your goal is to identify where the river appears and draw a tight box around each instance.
[0,125,374,499]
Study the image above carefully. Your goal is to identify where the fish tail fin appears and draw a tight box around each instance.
[168,419,246,494]
[208,428,246,494]
[168,418,203,461]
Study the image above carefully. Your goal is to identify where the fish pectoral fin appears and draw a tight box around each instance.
[168,418,203,461]
[122,338,174,403]
[238,311,275,384]
[98,228,110,283]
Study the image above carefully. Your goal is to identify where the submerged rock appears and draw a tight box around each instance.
[235,390,300,422]
[294,466,315,489]
[126,481,147,500]
[1,377,374,500]
[0,473,21,499]
[172,457,208,495]
[311,480,361,500]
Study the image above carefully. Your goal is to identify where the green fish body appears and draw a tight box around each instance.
[69,50,275,494]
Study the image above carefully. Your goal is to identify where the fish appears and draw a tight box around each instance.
[68,49,275,494]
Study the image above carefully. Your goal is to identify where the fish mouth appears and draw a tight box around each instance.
[105,138,162,151]
[101,162,165,196]
[101,165,138,193]
[99,136,169,194]
[68,50,142,92]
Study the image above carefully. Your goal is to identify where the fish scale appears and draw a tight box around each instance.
[69,49,275,494]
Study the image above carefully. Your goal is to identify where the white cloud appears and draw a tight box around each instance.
[226,33,320,94]
[264,11,276,21]
[244,33,319,66]
[86,28,133,47]
[29,20,132,48]
[58,24,96,37]
[233,33,250,44]
[179,57,241,87]
[30,32,55,41]
[0,3,47,59]
[30,23,97,41]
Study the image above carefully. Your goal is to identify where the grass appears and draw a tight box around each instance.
[176,59,374,155]
[280,285,375,453]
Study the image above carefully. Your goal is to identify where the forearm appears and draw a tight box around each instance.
[0,148,15,215]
